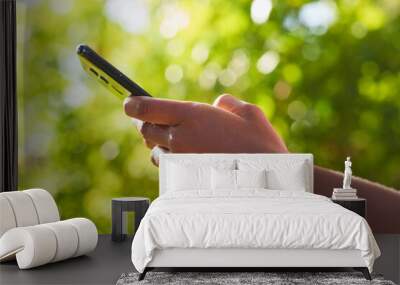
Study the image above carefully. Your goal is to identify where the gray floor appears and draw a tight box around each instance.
[373,234,400,284]
[0,235,133,285]
[1,234,398,285]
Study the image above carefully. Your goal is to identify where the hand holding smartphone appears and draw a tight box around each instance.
[77,44,169,159]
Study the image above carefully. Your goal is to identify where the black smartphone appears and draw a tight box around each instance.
[77,44,152,100]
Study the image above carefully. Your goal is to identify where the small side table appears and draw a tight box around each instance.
[112,197,150,242]
[331,198,366,218]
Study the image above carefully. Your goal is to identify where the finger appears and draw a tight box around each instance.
[144,139,156,149]
[213,94,265,121]
[140,122,170,149]
[213,94,246,114]
[124,96,191,125]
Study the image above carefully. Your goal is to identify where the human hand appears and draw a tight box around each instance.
[124,94,288,165]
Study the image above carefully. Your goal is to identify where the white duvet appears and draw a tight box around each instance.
[131,190,380,273]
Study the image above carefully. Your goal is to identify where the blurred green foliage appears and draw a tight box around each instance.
[17,0,400,233]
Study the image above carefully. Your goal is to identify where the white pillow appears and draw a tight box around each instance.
[267,166,307,191]
[236,169,267,189]
[238,159,308,191]
[211,169,268,190]
[167,163,211,191]
[211,169,236,190]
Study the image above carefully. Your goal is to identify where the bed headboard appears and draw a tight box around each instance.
[159,153,313,195]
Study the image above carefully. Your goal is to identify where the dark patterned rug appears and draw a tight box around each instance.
[116,271,395,285]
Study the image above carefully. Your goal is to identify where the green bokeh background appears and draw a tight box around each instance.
[17,0,400,233]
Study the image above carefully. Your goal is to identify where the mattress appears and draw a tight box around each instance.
[131,190,380,273]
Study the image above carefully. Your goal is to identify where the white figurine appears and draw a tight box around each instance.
[342,157,352,189]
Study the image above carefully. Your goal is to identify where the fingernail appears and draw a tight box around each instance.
[131,118,143,131]
[151,147,160,166]
[123,96,132,105]
[151,146,169,166]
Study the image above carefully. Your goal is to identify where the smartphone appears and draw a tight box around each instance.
[76,44,152,100]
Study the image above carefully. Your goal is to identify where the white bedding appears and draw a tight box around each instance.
[131,190,380,273]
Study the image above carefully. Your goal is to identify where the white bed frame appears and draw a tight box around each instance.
[148,248,366,267]
[140,154,370,280]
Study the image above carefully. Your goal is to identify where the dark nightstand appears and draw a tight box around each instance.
[112,197,150,242]
[331,198,366,218]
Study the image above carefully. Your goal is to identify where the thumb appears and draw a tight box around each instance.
[213,94,264,121]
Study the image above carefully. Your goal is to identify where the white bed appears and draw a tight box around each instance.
[131,154,380,280]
